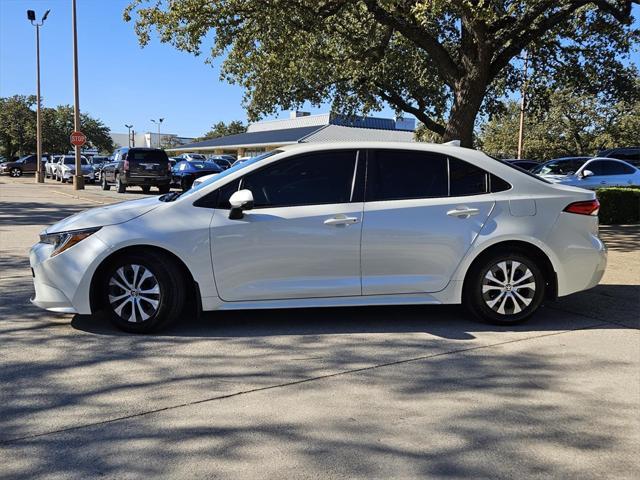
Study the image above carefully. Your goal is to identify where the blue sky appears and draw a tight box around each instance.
[1,0,638,138]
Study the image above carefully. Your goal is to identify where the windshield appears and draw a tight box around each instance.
[63,157,88,165]
[179,150,282,200]
[532,159,587,175]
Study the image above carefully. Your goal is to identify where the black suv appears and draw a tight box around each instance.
[597,147,640,167]
[101,147,171,193]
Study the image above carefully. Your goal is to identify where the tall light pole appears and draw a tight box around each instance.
[151,118,164,148]
[125,124,133,147]
[71,0,84,190]
[517,51,529,160]
[27,9,50,184]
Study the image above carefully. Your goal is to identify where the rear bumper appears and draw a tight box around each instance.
[124,175,171,186]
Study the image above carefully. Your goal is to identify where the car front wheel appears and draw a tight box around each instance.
[101,251,186,333]
[10,167,22,177]
[464,252,545,325]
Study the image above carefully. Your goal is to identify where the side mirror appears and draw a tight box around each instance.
[228,189,254,220]
[581,170,594,178]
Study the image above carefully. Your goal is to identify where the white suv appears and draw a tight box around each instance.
[30,142,606,333]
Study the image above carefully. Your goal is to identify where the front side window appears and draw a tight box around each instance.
[585,161,609,176]
[241,150,358,208]
[367,150,448,201]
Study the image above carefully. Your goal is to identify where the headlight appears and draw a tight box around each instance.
[39,227,101,257]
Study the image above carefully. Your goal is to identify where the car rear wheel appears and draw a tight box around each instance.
[463,251,545,325]
[158,184,170,194]
[101,251,186,333]
[10,167,22,177]
[141,185,151,194]
[116,174,126,193]
[101,175,110,190]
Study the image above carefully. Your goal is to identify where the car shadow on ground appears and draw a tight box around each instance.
[69,283,639,340]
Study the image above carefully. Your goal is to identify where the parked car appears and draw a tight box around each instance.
[208,154,235,170]
[504,159,540,171]
[169,157,182,168]
[172,160,223,191]
[179,152,208,162]
[597,147,640,167]
[54,155,94,183]
[532,157,592,178]
[545,157,640,189]
[90,156,110,182]
[45,155,62,179]
[101,147,171,193]
[0,154,50,177]
[30,142,606,333]
[232,156,252,166]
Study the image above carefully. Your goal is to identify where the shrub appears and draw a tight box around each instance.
[596,187,640,224]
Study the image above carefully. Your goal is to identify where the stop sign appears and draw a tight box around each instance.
[70,131,86,147]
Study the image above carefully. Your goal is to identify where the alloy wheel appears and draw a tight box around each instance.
[10,168,21,177]
[481,260,536,315]
[108,264,161,323]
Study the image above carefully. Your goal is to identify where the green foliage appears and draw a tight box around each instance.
[0,97,114,158]
[196,120,246,141]
[0,95,37,159]
[124,0,638,146]
[478,88,640,160]
[596,187,640,224]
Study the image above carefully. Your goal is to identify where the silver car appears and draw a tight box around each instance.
[54,155,94,183]
[545,157,640,189]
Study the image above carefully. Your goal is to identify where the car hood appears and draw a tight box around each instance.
[45,196,162,233]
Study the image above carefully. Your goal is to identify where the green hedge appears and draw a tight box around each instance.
[595,187,640,224]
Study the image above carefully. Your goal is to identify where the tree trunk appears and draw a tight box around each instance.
[442,78,486,147]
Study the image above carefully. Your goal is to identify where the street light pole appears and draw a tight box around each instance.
[71,0,84,190]
[151,118,164,148]
[125,124,133,147]
[27,9,50,184]
[517,50,529,160]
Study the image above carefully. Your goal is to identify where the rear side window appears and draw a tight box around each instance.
[449,157,488,196]
[367,150,448,201]
[241,150,358,208]
[604,161,635,175]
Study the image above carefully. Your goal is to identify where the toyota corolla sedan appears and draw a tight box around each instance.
[544,157,640,189]
[30,142,607,333]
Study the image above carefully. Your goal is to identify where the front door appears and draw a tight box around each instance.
[210,150,364,301]
[361,150,495,295]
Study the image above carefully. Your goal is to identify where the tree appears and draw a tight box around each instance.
[197,120,247,141]
[0,95,37,159]
[479,89,640,160]
[124,0,638,146]
[41,105,114,154]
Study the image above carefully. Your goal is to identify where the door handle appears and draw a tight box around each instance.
[324,215,360,226]
[447,207,480,218]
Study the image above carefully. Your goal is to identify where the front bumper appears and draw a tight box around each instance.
[62,170,95,181]
[29,233,111,315]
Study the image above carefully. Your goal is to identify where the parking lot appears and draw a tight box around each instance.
[1,176,638,479]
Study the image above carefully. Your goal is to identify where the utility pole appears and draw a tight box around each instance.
[27,9,50,184]
[125,124,133,147]
[71,0,84,190]
[151,118,164,148]
[517,51,529,160]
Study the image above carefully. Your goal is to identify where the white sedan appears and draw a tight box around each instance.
[30,142,606,333]
[543,157,640,189]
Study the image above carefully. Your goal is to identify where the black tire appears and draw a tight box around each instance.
[10,167,22,177]
[141,185,151,194]
[180,178,191,191]
[61,177,67,183]
[100,251,186,333]
[116,174,126,193]
[101,175,111,190]
[463,251,545,325]
[158,184,170,194]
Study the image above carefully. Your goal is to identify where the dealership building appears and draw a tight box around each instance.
[166,111,416,158]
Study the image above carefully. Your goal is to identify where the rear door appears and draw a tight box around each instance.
[361,150,496,295]
[128,149,170,178]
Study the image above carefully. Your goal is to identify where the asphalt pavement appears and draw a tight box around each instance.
[1,176,638,479]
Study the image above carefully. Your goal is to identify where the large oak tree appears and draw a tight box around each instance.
[124,1,638,146]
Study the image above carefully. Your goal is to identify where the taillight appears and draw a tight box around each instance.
[123,160,129,171]
[564,199,600,216]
